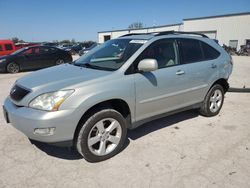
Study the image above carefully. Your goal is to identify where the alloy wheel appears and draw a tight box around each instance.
[7,63,19,73]
[87,118,122,156]
[209,89,223,113]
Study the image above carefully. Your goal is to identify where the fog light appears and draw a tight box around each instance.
[34,128,55,136]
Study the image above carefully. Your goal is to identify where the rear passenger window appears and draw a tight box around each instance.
[201,42,220,60]
[179,39,203,64]
[5,44,13,51]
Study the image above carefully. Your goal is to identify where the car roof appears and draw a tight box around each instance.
[119,31,210,41]
[0,40,14,43]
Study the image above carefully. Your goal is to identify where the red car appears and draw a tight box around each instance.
[0,40,16,56]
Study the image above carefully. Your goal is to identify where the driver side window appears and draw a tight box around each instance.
[134,39,179,71]
[23,49,33,55]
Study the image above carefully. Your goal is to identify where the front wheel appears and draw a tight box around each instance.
[6,62,20,73]
[199,84,224,117]
[76,108,127,162]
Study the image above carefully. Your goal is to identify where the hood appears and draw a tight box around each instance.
[17,64,111,91]
[0,54,13,60]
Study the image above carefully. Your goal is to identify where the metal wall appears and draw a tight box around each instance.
[183,14,250,50]
[98,13,250,50]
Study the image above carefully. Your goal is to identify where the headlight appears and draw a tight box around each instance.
[29,90,74,111]
[0,59,6,63]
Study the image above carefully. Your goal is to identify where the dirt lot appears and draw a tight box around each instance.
[0,56,249,188]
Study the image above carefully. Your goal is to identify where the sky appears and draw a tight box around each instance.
[1,0,250,42]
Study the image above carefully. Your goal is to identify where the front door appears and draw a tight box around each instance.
[133,39,190,121]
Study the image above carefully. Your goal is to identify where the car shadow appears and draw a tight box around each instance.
[128,110,199,140]
[30,110,198,160]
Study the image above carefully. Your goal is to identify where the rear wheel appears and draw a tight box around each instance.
[76,108,127,162]
[55,59,65,65]
[6,62,20,73]
[199,84,224,117]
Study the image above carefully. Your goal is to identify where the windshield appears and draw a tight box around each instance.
[11,47,28,55]
[74,39,145,71]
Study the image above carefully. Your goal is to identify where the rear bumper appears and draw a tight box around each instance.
[3,97,79,146]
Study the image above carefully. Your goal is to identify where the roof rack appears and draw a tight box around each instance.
[154,31,209,38]
[120,33,148,37]
[120,30,209,38]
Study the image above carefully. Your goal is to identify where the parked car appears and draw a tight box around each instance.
[59,44,74,51]
[0,46,72,73]
[0,40,16,56]
[3,31,233,162]
[79,43,99,56]
[69,44,84,55]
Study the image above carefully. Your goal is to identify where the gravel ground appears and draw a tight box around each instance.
[0,56,249,188]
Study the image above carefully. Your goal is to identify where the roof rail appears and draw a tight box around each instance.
[154,31,209,38]
[119,33,149,37]
[120,30,209,38]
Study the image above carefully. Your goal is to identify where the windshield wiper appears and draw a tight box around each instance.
[75,63,115,71]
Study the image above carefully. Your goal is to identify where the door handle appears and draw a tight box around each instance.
[176,70,185,75]
[211,64,217,68]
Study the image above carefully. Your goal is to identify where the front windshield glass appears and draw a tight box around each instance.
[11,47,28,55]
[74,39,146,71]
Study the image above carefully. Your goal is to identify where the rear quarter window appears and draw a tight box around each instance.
[201,42,220,60]
[5,44,13,51]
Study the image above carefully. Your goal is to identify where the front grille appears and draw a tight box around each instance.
[10,85,30,101]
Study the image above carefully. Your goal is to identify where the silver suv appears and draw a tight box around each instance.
[3,31,233,162]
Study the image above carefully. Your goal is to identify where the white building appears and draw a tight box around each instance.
[98,12,250,50]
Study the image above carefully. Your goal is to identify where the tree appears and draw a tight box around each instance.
[11,37,25,43]
[128,22,144,29]
[81,41,96,48]
[60,40,71,44]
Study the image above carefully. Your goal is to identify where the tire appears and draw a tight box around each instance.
[199,84,224,117]
[76,108,127,162]
[6,62,20,73]
[55,59,65,65]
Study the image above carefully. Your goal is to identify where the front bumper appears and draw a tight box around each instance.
[3,97,79,146]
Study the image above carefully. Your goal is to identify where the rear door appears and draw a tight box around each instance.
[39,47,57,67]
[176,38,220,105]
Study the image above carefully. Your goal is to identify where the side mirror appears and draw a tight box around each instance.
[138,59,158,72]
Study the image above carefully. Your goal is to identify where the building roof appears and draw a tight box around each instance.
[98,12,250,34]
[183,12,250,21]
[98,23,182,33]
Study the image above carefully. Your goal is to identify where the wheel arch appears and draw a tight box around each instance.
[73,98,131,145]
[6,61,21,72]
[212,78,229,93]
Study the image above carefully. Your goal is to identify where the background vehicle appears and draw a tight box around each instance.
[0,40,16,56]
[3,31,232,162]
[0,46,72,73]
[79,43,99,56]
[69,44,83,55]
[58,44,74,51]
